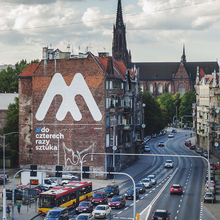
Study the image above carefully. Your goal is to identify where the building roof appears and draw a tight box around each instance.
[0,93,18,110]
[19,63,39,77]
[134,61,219,81]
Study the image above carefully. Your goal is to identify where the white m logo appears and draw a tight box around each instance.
[36,73,102,121]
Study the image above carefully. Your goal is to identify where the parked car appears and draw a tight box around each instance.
[152,209,170,220]
[0,177,4,185]
[108,196,126,209]
[144,145,151,152]
[172,129,177,133]
[0,174,9,182]
[147,175,157,185]
[104,184,119,197]
[34,184,49,192]
[190,145,196,150]
[151,134,157,138]
[92,192,108,205]
[205,175,215,183]
[135,183,146,194]
[76,213,95,220]
[92,205,111,219]
[140,178,152,188]
[124,188,139,200]
[165,160,174,168]
[185,140,191,147]
[207,167,215,175]
[204,192,216,203]
[76,201,93,214]
[202,151,209,158]
[170,184,182,195]
[45,207,69,220]
[62,172,79,180]
[195,148,202,154]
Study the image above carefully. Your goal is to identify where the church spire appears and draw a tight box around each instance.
[112,0,131,68]
[181,44,186,62]
[116,0,124,28]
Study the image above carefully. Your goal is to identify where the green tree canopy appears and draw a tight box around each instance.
[2,97,19,151]
[143,91,165,136]
[179,91,196,123]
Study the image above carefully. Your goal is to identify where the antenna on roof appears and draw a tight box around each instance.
[67,43,70,52]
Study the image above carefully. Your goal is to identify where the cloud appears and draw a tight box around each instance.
[0,0,83,4]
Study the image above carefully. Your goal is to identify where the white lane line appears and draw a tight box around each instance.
[117,211,122,214]
[124,207,128,211]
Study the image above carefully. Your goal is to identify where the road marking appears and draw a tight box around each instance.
[124,207,128,210]
[118,211,122,214]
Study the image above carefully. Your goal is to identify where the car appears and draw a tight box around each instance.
[92,192,108,205]
[76,213,95,220]
[104,184,119,197]
[147,175,157,185]
[124,188,139,200]
[144,145,151,152]
[185,140,191,147]
[168,133,174,138]
[140,178,152,188]
[62,172,79,180]
[207,167,215,175]
[152,209,170,220]
[44,207,69,220]
[190,144,196,150]
[158,141,164,147]
[92,205,111,219]
[144,136,151,143]
[135,183,146,194]
[195,148,202,154]
[202,151,208,158]
[204,192,216,203]
[34,184,49,192]
[209,162,217,170]
[205,175,215,183]
[0,177,4,185]
[151,134,157,138]
[0,174,9,182]
[165,160,174,168]
[76,201,93,214]
[172,129,177,133]
[108,195,126,209]
[170,184,182,195]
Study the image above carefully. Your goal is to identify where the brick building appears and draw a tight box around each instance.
[18,49,143,177]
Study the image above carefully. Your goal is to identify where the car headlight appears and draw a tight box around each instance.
[100,200,102,202]
[110,193,113,194]
[83,209,86,211]
[116,203,120,206]
[92,200,94,202]
[125,194,127,196]
[108,203,111,205]
[76,208,78,210]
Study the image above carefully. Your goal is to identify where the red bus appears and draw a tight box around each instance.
[38,181,92,214]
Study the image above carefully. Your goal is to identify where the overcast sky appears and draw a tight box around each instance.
[1,0,220,65]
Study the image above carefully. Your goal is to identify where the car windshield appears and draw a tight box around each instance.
[94,193,104,198]
[79,202,89,206]
[96,206,105,210]
[47,211,60,217]
[135,184,142,187]
[166,160,172,163]
[105,186,114,191]
[111,197,120,201]
[206,193,213,198]
[77,216,89,220]
[154,212,167,217]
[172,185,180,188]
[142,179,149,183]
[148,176,154,179]
[127,189,134,194]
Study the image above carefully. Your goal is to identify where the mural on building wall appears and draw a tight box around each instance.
[63,142,94,166]
[36,72,102,121]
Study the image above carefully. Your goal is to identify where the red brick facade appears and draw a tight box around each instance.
[19,55,106,177]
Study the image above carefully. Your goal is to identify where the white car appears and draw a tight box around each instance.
[168,133,174,138]
[165,160,174,168]
[92,205,111,219]
[62,172,79,180]
[140,178,152,188]
[147,175,157,185]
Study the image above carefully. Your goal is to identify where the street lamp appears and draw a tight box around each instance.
[2,132,18,220]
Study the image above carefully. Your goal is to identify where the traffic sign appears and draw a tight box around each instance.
[215,142,218,147]
[112,146,117,151]
[210,182,214,187]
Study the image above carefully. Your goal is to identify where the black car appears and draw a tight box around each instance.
[34,184,49,192]
[152,209,170,220]
[3,188,24,200]
[124,188,139,200]
[135,183,145,194]
[105,184,119,197]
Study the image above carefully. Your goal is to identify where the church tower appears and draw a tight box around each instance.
[112,0,131,68]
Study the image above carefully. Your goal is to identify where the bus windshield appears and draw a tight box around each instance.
[39,195,56,208]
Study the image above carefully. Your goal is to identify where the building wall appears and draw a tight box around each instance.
[19,56,107,178]
[0,110,7,134]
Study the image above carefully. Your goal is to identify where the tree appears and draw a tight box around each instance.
[143,91,165,136]
[179,91,196,123]
[157,92,175,122]
[2,97,19,151]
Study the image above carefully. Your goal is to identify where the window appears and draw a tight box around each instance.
[168,83,171,93]
[178,83,185,96]
[149,84,153,93]
[158,83,163,94]
[106,81,109,89]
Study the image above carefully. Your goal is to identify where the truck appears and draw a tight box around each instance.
[21,171,57,188]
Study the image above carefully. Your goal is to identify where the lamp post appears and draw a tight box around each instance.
[3,132,18,220]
